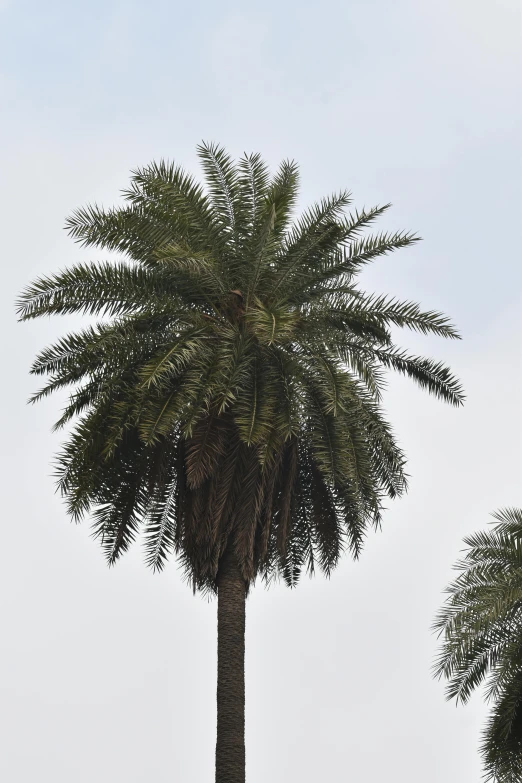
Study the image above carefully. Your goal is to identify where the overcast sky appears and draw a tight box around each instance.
[1,1,521,781]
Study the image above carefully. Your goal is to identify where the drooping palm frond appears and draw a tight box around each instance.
[18,143,463,593]
[434,508,522,782]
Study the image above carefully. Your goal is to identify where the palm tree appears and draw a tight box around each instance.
[434,508,522,782]
[18,144,463,783]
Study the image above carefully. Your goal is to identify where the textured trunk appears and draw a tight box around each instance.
[216,548,246,783]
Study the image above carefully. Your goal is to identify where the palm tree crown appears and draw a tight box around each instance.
[17,143,463,593]
[434,508,522,782]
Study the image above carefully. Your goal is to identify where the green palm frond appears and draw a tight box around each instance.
[269,192,354,295]
[370,347,464,406]
[142,439,180,572]
[280,229,420,304]
[347,294,461,340]
[236,152,271,237]
[138,329,212,390]
[271,201,393,303]
[16,261,184,320]
[197,142,242,236]
[123,159,225,258]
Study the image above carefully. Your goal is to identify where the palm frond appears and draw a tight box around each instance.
[371,347,465,406]
[16,261,182,320]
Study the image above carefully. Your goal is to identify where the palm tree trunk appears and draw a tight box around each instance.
[215,547,246,783]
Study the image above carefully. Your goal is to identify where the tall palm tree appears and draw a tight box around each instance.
[434,508,522,782]
[18,144,463,783]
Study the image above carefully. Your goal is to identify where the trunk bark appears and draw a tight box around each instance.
[215,548,246,783]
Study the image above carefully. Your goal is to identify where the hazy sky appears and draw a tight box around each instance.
[1,1,521,781]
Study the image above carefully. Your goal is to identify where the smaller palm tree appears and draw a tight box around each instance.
[434,508,522,782]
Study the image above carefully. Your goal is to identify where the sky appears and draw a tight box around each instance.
[1,0,521,780]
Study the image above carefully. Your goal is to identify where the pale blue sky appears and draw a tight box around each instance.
[1,1,521,781]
